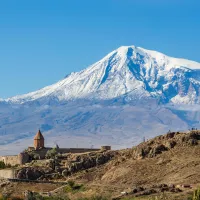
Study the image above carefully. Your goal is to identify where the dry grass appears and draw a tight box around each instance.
[1,132,200,200]
[69,145,200,200]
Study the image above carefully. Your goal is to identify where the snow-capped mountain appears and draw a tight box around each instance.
[1,45,200,155]
[6,45,200,104]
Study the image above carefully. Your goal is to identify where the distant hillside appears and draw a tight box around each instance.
[69,130,200,199]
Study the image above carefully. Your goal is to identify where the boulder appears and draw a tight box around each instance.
[17,167,44,180]
[132,186,145,194]
[62,151,115,176]
[148,145,168,158]
[165,132,176,139]
[188,139,198,146]
[62,169,70,177]
[165,141,176,149]
[141,189,157,196]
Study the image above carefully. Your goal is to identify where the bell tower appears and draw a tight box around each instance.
[34,130,44,150]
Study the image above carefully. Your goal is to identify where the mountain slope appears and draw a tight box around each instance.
[1,45,200,155]
[5,45,200,104]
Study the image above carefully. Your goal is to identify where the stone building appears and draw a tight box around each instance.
[0,129,111,166]
[34,130,44,150]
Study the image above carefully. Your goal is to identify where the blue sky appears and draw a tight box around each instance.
[0,0,200,98]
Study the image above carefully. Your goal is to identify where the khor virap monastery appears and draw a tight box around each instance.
[0,130,111,166]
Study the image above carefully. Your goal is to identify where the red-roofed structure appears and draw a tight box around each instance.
[34,130,44,150]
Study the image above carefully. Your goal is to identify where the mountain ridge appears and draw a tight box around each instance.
[4,45,200,104]
[0,45,200,155]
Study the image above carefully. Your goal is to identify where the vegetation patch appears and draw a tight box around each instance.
[64,180,85,194]
[0,161,12,169]
[188,188,200,200]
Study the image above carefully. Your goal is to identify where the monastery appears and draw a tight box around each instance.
[0,130,111,166]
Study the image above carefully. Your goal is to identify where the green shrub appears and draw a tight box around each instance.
[28,152,40,160]
[45,148,57,159]
[6,164,11,168]
[65,181,85,193]
[76,196,108,200]
[192,188,200,200]
[0,161,6,169]
[42,197,69,200]
[67,180,75,188]
[23,192,69,200]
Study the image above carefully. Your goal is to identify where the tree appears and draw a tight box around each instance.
[28,152,40,160]
[193,188,200,200]
[45,148,57,159]
[0,161,6,169]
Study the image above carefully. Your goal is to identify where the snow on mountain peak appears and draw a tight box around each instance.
[5,45,200,104]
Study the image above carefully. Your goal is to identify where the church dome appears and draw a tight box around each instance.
[34,130,44,140]
[34,130,45,149]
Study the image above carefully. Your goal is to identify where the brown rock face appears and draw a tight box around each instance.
[61,151,115,176]
[17,167,44,180]
[130,130,200,160]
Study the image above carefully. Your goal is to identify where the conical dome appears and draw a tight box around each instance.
[34,130,44,140]
[34,130,44,149]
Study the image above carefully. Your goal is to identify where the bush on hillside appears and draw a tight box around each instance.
[65,180,85,193]
[67,180,75,188]
[76,196,108,200]
[0,161,6,169]
[45,148,57,159]
[192,188,200,200]
[27,152,40,161]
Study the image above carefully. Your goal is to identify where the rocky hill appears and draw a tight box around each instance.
[3,130,199,199]
[62,130,200,199]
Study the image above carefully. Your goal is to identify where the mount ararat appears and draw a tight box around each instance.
[0,45,200,154]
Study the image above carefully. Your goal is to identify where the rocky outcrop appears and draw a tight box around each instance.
[61,151,115,177]
[16,167,51,180]
[131,184,182,197]
[16,130,200,181]
[114,184,183,199]
[127,130,200,160]
[0,181,10,188]
[15,151,115,180]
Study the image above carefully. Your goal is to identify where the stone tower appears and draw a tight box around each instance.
[34,130,44,150]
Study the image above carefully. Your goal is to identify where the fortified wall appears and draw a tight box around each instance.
[0,155,20,166]
[32,146,110,159]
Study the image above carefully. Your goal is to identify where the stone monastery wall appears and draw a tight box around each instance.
[58,148,101,154]
[0,155,20,166]
[0,128,112,166]
[0,146,111,166]
[35,147,102,159]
